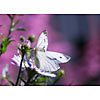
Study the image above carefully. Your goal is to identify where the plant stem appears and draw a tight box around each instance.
[52,75,62,85]
[7,14,12,19]
[7,15,15,37]
[15,54,24,86]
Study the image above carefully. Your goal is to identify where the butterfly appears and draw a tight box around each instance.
[33,30,71,72]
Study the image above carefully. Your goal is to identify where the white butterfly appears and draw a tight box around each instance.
[33,30,71,72]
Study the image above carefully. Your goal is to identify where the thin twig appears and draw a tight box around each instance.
[20,77,27,84]
[7,14,12,19]
[7,15,15,37]
[15,54,24,86]
[52,75,62,85]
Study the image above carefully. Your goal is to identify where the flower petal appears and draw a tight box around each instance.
[34,67,56,77]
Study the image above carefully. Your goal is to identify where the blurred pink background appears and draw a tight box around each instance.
[0,14,100,85]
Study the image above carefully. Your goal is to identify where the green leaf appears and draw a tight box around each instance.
[26,68,37,80]
[7,40,15,45]
[16,28,26,31]
[37,76,52,82]
[52,70,64,85]
[33,76,53,86]
[5,77,15,86]
[9,20,20,32]
[1,35,5,42]
[0,36,15,55]
[13,20,20,27]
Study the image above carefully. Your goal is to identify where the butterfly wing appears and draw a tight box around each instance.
[46,51,71,64]
[35,51,60,72]
[36,30,48,51]
[35,51,71,72]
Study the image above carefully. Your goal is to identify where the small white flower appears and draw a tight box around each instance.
[34,66,56,77]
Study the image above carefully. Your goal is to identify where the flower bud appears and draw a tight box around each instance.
[20,36,25,42]
[43,30,47,34]
[21,40,31,54]
[58,69,65,76]
[28,35,35,43]
[24,40,31,48]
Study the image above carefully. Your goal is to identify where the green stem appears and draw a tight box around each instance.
[25,70,37,86]
[7,14,12,19]
[52,75,62,85]
[15,54,24,86]
[25,73,33,86]
[20,77,27,85]
[7,15,15,37]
